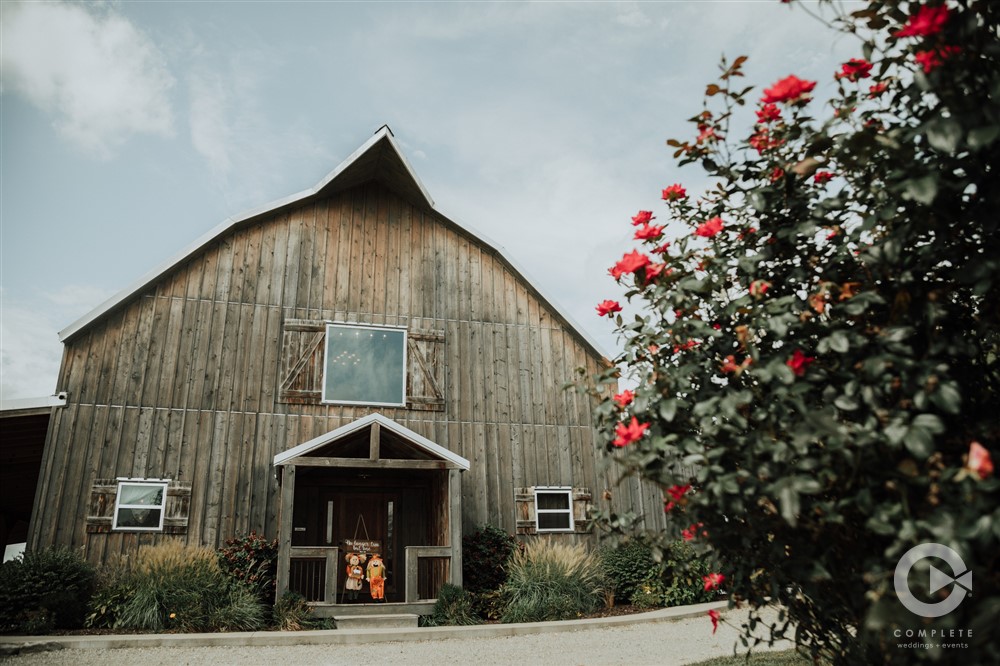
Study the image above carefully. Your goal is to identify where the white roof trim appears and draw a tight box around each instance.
[56,126,610,361]
[273,412,470,470]
[0,394,67,413]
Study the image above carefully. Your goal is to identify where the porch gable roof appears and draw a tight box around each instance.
[272,412,470,470]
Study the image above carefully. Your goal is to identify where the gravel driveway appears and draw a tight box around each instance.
[4,607,793,666]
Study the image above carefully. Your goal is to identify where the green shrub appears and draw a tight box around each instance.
[97,541,265,632]
[217,531,278,605]
[462,525,520,595]
[499,540,606,623]
[599,538,657,604]
[271,591,332,631]
[0,547,96,634]
[600,538,717,609]
[424,584,480,626]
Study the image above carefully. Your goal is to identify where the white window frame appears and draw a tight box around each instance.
[112,478,169,532]
[321,323,408,407]
[534,486,575,533]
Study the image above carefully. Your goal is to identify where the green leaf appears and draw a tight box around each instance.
[834,395,859,411]
[912,413,945,435]
[659,399,678,422]
[968,125,1000,149]
[828,330,850,353]
[902,176,938,205]
[925,117,962,153]
[778,486,800,526]
[930,382,961,414]
[903,426,935,459]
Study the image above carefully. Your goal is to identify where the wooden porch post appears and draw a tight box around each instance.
[449,468,463,587]
[275,464,296,600]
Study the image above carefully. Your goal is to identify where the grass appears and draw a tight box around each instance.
[685,650,820,666]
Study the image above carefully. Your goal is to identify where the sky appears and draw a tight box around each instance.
[0,0,860,400]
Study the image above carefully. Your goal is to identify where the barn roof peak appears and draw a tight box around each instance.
[57,127,609,362]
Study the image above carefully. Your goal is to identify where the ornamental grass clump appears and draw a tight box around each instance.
[499,540,606,623]
[100,541,265,632]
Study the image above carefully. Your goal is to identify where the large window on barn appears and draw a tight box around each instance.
[112,479,169,532]
[534,487,575,533]
[322,324,407,406]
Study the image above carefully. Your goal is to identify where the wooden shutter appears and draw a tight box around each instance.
[277,320,326,404]
[514,487,592,535]
[406,329,445,412]
[85,479,191,534]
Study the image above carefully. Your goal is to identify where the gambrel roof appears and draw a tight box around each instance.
[58,126,608,361]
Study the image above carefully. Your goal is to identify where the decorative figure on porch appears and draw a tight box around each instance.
[344,551,367,600]
[366,553,386,601]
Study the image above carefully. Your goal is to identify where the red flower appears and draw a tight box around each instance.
[837,58,873,82]
[652,241,671,254]
[642,262,667,283]
[613,417,649,448]
[681,523,705,542]
[967,441,994,480]
[697,125,717,143]
[694,217,724,238]
[749,280,771,297]
[914,46,961,73]
[720,355,751,375]
[666,484,691,500]
[610,250,651,280]
[749,128,783,154]
[631,210,655,226]
[595,300,622,317]
[673,339,699,353]
[634,223,665,241]
[895,4,949,38]
[756,103,782,123]
[761,75,817,104]
[661,184,687,201]
[703,573,726,591]
[813,171,834,184]
[709,609,721,634]
[786,349,816,377]
[613,390,634,409]
[769,167,785,183]
[868,81,889,97]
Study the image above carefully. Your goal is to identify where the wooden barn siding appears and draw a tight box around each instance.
[34,183,665,559]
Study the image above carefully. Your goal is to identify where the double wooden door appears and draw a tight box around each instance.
[327,490,399,602]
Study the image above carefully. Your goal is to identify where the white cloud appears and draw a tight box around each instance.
[0,1,175,157]
[188,70,233,176]
[0,285,113,400]
[615,2,652,28]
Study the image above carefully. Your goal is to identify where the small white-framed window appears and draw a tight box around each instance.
[112,479,169,532]
[322,323,407,407]
[534,487,574,533]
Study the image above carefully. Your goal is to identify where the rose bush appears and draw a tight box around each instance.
[591,1,999,663]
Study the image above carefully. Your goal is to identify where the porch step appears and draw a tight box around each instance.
[334,613,420,630]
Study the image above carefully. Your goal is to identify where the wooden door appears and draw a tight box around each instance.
[329,490,401,602]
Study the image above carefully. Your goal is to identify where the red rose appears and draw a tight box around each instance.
[837,58,873,81]
[652,241,671,254]
[694,217,724,238]
[661,184,687,201]
[786,349,816,377]
[642,262,666,283]
[703,572,725,591]
[709,609,721,635]
[967,441,994,480]
[813,171,834,184]
[756,103,782,123]
[631,210,655,226]
[595,299,622,317]
[868,81,889,97]
[634,223,665,241]
[612,390,634,409]
[895,4,949,38]
[613,416,649,447]
[610,250,651,280]
[761,75,817,104]
[915,45,960,73]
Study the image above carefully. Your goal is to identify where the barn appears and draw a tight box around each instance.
[27,126,665,618]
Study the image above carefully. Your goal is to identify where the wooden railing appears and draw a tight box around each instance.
[404,546,451,602]
[289,546,339,603]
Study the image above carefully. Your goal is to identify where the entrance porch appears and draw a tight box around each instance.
[273,413,469,618]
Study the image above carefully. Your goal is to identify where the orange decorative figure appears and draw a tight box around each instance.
[366,553,387,601]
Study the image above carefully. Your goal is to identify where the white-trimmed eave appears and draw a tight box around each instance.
[0,394,67,415]
[58,128,429,343]
[273,412,470,471]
